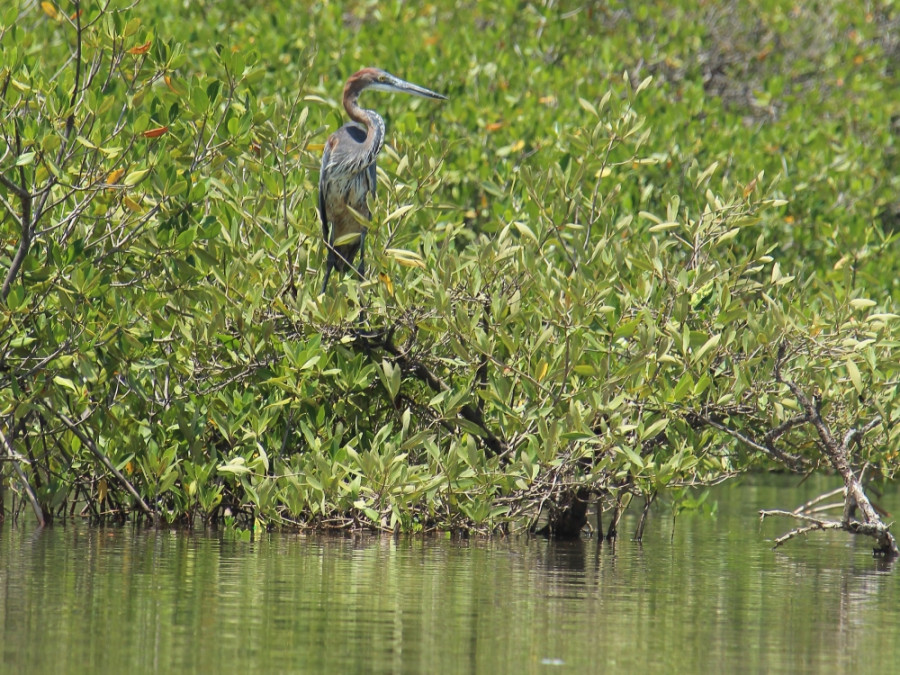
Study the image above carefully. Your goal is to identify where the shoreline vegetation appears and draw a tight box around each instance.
[2,1,899,556]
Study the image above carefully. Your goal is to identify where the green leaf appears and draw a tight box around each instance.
[846,359,863,395]
[671,372,694,402]
[123,168,150,186]
[642,417,669,441]
[849,298,877,310]
[218,458,252,476]
[692,334,720,363]
[53,376,77,392]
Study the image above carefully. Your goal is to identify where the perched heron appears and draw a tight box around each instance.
[318,68,447,293]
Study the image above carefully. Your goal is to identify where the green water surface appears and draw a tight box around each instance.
[2,476,898,674]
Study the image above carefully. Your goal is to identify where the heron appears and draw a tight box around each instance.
[318,68,447,294]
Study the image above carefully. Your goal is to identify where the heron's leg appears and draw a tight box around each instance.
[320,230,337,294]
[320,262,332,295]
[356,226,368,280]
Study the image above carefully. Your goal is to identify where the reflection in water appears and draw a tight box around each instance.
[1,476,899,673]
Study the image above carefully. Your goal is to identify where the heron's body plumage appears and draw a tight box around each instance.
[319,121,380,272]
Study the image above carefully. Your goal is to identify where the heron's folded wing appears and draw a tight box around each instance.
[318,139,334,242]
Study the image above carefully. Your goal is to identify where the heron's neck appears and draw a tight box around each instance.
[346,98,385,157]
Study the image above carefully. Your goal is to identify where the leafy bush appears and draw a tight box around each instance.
[2,1,898,550]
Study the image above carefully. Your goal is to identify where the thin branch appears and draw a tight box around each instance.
[843,416,883,452]
[0,426,45,526]
[772,521,844,549]
[792,486,845,514]
[55,411,155,520]
[697,414,806,469]
[1,184,32,301]
[760,508,836,526]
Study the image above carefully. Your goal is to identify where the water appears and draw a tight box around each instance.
[2,476,899,674]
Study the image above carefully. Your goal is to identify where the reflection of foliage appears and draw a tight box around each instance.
[2,1,899,553]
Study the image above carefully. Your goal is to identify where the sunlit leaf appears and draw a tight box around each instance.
[53,376,77,392]
[333,232,361,247]
[123,168,150,186]
[385,248,426,269]
[846,359,863,395]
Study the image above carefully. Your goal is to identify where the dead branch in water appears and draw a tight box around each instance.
[757,344,898,557]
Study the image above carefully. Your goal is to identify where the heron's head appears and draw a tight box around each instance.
[347,68,448,101]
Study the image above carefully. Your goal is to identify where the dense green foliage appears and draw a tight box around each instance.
[2,0,899,538]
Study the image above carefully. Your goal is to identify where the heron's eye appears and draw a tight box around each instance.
[378,75,387,82]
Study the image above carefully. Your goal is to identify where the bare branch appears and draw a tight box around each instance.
[697,414,806,469]
[842,416,883,453]
[772,521,844,549]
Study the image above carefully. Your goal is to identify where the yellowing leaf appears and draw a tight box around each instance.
[379,272,394,297]
[536,361,549,382]
[164,76,183,95]
[107,168,125,184]
[578,97,598,117]
[41,2,58,19]
[123,196,144,213]
[385,248,426,269]
[128,40,152,55]
[639,210,662,224]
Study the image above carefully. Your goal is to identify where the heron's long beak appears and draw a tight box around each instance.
[382,75,448,100]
